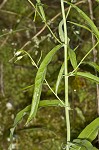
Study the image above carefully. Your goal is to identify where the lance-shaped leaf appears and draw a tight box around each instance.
[67,21,92,33]
[11,99,65,131]
[58,20,64,42]
[58,20,70,43]
[55,62,64,94]
[76,72,99,84]
[9,99,64,150]
[36,0,46,21]
[9,104,30,150]
[65,2,99,39]
[68,47,77,70]
[71,139,98,150]
[26,44,62,124]
[82,62,99,72]
[78,117,99,142]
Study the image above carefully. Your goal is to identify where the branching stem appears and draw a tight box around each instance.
[61,0,70,149]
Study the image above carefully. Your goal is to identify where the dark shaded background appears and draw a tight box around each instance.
[0,0,99,149]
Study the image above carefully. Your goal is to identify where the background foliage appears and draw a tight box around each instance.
[0,0,99,149]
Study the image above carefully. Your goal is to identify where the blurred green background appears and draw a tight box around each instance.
[0,0,99,149]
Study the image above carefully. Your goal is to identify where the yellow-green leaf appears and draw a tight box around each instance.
[26,44,62,124]
[76,72,99,84]
[78,117,99,141]
[68,47,77,69]
[65,1,99,39]
[82,62,99,72]
[55,62,64,94]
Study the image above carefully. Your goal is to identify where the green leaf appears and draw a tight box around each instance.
[65,2,99,39]
[9,99,64,150]
[68,47,77,69]
[93,148,98,150]
[26,44,62,123]
[55,62,64,94]
[82,62,99,72]
[13,99,64,128]
[71,139,96,150]
[58,20,70,43]
[9,104,30,150]
[36,0,46,21]
[78,117,99,142]
[67,21,93,33]
[76,72,99,84]
[39,99,65,107]
[58,20,64,42]
[96,0,99,2]
[21,84,34,91]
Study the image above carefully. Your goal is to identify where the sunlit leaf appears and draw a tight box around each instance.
[65,1,99,39]
[55,62,64,94]
[76,72,99,84]
[68,47,77,69]
[78,117,99,142]
[26,44,63,124]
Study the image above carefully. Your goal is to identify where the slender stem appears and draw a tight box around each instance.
[61,0,70,149]
[28,0,62,44]
[45,79,65,106]
[21,1,85,49]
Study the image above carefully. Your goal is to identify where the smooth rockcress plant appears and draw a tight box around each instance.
[9,0,99,150]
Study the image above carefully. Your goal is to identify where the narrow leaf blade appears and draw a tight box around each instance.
[73,139,94,150]
[55,62,64,94]
[9,99,64,149]
[68,47,77,69]
[26,44,62,123]
[78,117,99,141]
[39,99,65,107]
[58,20,64,42]
[65,2,99,39]
[82,62,99,72]
[76,72,99,84]
[67,21,92,33]
[36,0,46,21]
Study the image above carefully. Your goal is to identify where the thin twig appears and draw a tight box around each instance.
[0,63,5,97]
[21,0,86,49]
[88,0,99,116]
[0,0,7,9]
[0,36,9,48]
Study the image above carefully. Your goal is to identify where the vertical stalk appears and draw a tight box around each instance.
[88,0,99,146]
[61,0,70,149]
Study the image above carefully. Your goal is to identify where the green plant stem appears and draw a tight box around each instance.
[61,0,70,149]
